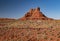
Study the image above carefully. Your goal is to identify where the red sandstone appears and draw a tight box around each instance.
[20,7,53,20]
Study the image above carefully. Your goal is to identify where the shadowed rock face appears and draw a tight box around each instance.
[20,7,53,20]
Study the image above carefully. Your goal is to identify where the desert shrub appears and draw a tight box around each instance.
[57,39,59,41]
[44,36,48,40]
[21,33,24,36]
[50,26,53,29]
[37,32,41,34]
[49,30,52,32]
[37,28,41,31]
[57,32,60,35]
[50,38,53,40]
[51,34,54,36]
[58,36,60,38]
[28,39,31,41]
[11,34,14,39]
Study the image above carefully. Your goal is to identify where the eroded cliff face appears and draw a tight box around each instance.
[20,7,53,20]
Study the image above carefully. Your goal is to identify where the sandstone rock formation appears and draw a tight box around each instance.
[20,7,53,20]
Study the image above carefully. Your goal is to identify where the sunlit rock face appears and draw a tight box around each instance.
[19,7,53,20]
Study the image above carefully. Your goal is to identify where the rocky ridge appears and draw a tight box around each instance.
[20,7,53,20]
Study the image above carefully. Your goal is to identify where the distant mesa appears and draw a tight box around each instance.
[0,18,15,20]
[19,7,53,20]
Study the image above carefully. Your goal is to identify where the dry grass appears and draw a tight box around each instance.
[0,19,60,41]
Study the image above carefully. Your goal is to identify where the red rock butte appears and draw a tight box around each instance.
[20,7,53,20]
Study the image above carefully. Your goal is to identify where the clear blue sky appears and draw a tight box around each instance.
[0,0,60,19]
